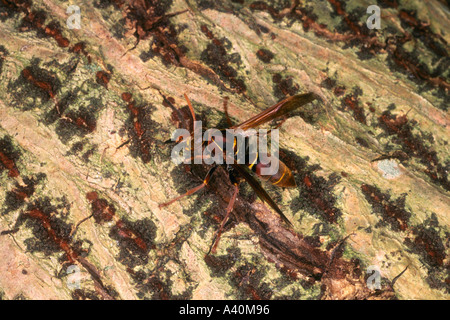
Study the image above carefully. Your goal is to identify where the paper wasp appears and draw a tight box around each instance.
[160,92,318,253]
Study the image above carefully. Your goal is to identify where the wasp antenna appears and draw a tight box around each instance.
[327,233,355,270]
[390,265,409,288]
[223,97,233,127]
[405,107,413,116]
[184,93,196,122]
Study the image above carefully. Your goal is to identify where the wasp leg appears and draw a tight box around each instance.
[183,93,196,122]
[223,97,233,128]
[159,166,217,208]
[182,154,212,164]
[208,180,239,255]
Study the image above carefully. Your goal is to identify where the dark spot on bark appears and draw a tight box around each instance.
[204,247,241,277]
[282,149,342,223]
[86,191,156,268]
[378,110,449,191]
[127,265,193,300]
[14,197,79,263]
[67,141,85,155]
[355,136,369,148]
[109,216,156,267]
[82,145,97,163]
[93,0,125,9]
[121,92,132,102]
[407,225,445,267]
[96,71,111,89]
[19,9,47,33]
[200,25,246,93]
[71,288,101,300]
[122,95,158,164]
[0,45,8,74]
[398,10,448,58]
[249,1,293,21]
[272,73,299,100]
[0,0,32,22]
[320,77,337,90]
[2,174,46,215]
[230,262,272,300]
[9,60,61,109]
[257,24,269,33]
[361,184,411,231]
[86,191,116,224]
[15,7,70,48]
[0,135,21,178]
[54,105,99,144]
[404,214,448,293]
[340,87,366,124]
[333,85,346,97]
[256,48,274,63]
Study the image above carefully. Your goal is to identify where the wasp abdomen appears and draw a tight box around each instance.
[252,159,296,188]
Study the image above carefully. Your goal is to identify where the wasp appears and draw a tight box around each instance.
[160,92,319,253]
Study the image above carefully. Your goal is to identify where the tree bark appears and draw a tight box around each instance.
[0,0,448,300]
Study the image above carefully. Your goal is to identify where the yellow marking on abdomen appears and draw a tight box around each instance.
[272,164,287,185]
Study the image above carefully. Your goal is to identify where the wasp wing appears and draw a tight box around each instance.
[234,93,318,131]
[232,164,293,226]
